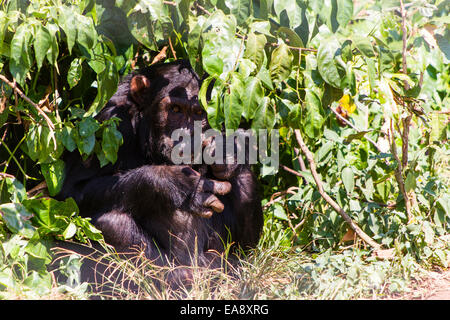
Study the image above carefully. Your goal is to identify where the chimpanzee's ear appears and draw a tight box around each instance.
[130,74,151,104]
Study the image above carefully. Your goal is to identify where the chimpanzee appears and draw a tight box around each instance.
[57,60,263,282]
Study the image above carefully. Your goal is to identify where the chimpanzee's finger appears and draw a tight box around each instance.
[196,208,214,219]
[202,193,225,213]
[198,178,232,196]
[180,166,201,177]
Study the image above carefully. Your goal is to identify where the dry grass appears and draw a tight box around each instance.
[49,220,445,300]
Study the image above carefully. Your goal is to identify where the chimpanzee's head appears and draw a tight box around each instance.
[127,60,246,180]
[128,60,209,164]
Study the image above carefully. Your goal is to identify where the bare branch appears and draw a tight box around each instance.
[168,37,177,60]
[294,129,381,250]
[281,164,305,179]
[0,74,55,131]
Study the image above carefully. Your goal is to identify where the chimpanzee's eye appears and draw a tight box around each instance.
[172,105,180,113]
[195,110,202,116]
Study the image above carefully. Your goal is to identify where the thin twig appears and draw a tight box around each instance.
[388,120,413,222]
[168,37,177,60]
[293,147,308,185]
[0,74,55,130]
[294,148,307,171]
[294,129,381,250]
[401,114,412,169]
[281,164,305,179]
[194,2,211,16]
[0,172,14,179]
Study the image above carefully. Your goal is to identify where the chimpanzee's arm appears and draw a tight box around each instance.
[62,165,231,219]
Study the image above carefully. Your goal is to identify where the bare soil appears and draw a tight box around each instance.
[390,269,450,300]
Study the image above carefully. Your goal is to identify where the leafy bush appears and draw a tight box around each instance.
[0,0,449,298]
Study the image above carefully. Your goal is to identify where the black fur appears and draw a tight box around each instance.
[57,60,263,284]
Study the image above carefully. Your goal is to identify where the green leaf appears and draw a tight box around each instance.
[243,32,267,71]
[34,25,52,70]
[336,0,353,28]
[74,217,103,241]
[422,221,434,245]
[61,125,77,152]
[436,196,449,218]
[224,73,244,130]
[25,239,51,262]
[63,222,77,240]
[316,141,334,163]
[10,23,32,68]
[342,167,354,194]
[41,159,65,197]
[206,90,224,131]
[365,57,376,93]
[270,203,288,221]
[4,177,27,203]
[58,5,77,54]
[242,76,264,120]
[187,15,206,73]
[201,11,240,79]
[77,135,95,155]
[0,203,36,238]
[8,59,28,86]
[404,171,417,193]
[435,31,450,60]
[78,117,100,138]
[352,35,375,58]
[45,23,59,65]
[303,90,324,138]
[23,271,51,295]
[67,58,83,89]
[277,26,304,48]
[224,0,250,25]
[87,59,119,116]
[248,20,271,36]
[251,96,275,131]
[101,122,123,164]
[75,13,97,52]
[256,65,273,90]
[273,0,303,28]
[9,23,32,85]
[317,37,344,88]
[128,10,157,51]
[430,113,447,142]
[269,43,293,83]
[202,38,225,77]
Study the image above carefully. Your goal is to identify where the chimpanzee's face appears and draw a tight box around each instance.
[129,61,244,180]
[129,62,209,165]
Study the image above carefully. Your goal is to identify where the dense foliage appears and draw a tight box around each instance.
[0,0,448,298]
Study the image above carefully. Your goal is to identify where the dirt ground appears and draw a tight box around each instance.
[392,269,450,300]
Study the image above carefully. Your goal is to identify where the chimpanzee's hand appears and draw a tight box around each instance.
[173,166,232,218]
